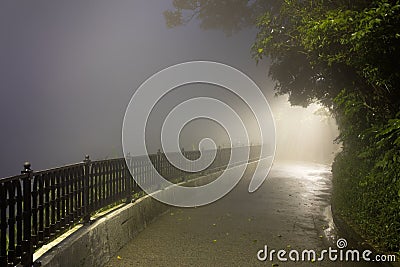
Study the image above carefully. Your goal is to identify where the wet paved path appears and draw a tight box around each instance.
[106,162,381,267]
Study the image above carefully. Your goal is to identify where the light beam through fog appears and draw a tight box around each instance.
[272,96,341,164]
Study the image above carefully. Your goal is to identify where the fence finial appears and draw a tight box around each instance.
[23,162,31,173]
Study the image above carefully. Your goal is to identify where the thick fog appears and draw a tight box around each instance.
[0,1,339,177]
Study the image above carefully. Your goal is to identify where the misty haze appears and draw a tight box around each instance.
[0,1,339,177]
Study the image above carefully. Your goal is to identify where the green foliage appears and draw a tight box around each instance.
[299,1,400,96]
[252,0,400,252]
[332,113,400,251]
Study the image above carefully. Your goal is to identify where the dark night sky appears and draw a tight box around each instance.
[0,1,338,177]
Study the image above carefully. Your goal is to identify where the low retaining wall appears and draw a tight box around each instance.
[36,171,222,267]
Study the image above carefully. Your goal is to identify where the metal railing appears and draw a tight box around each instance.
[0,145,261,266]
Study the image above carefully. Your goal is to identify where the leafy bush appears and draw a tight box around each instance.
[332,113,400,252]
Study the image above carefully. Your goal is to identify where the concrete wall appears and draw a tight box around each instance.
[37,171,222,267]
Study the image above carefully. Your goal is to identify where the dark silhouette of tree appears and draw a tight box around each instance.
[164,0,280,36]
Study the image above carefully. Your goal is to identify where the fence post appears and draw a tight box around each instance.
[125,153,132,204]
[21,162,33,267]
[83,155,91,225]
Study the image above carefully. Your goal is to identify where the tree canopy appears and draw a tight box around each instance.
[164,0,277,35]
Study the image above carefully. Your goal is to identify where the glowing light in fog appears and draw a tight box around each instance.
[273,98,340,163]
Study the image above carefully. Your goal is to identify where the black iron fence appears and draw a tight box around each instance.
[0,145,261,266]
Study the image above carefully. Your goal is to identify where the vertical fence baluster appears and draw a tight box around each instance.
[106,163,110,205]
[93,164,98,211]
[111,161,115,204]
[156,150,160,178]
[38,176,44,246]
[155,150,160,187]
[15,180,23,262]
[102,163,106,207]
[125,154,132,203]
[72,168,78,223]
[83,156,91,224]
[31,177,38,250]
[59,171,65,232]
[21,162,33,267]
[55,172,61,235]
[0,183,7,266]
[117,161,121,200]
[7,181,16,265]
[78,167,83,218]
[111,161,115,203]
[180,148,185,181]
[50,172,56,240]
